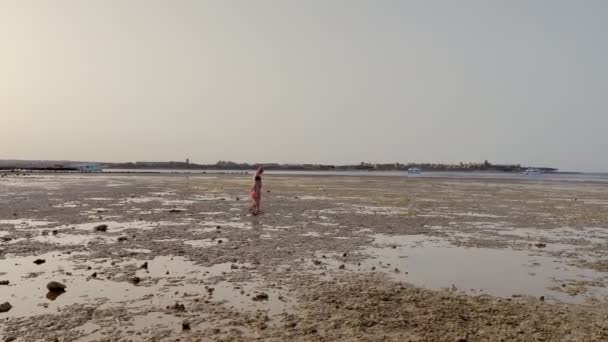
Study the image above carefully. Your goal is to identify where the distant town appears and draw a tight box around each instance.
[0,159,558,173]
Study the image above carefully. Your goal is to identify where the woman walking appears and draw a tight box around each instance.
[249,167,264,215]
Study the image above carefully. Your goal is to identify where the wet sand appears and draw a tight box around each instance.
[1,172,608,341]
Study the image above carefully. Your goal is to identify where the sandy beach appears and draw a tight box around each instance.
[2,172,608,341]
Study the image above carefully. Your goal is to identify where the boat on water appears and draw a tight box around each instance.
[407,167,422,175]
[524,168,543,175]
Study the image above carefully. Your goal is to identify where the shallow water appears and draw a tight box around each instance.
[315,234,608,303]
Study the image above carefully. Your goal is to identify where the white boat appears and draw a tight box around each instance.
[407,167,422,175]
[524,168,542,175]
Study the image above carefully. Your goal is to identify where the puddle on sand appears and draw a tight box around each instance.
[53,201,86,208]
[316,234,608,304]
[32,234,115,246]
[0,220,56,229]
[497,227,608,246]
[0,254,257,318]
[202,221,252,230]
[69,221,160,232]
[184,238,230,248]
[211,281,293,316]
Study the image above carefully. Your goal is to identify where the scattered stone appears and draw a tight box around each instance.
[169,209,183,213]
[342,252,348,257]
[0,302,12,313]
[1,237,12,242]
[166,271,170,275]
[51,230,58,235]
[394,268,400,273]
[312,260,322,265]
[41,231,49,236]
[0,280,9,285]
[231,264,239,270]
[94,224,108,232]
[117,236,128,242]
[182,320,191,330]
[5,337,17,342]
[217,239,223,244]
[338,264,345,270]
[46,281,66,292]
[534,243,547,248]
[252,293,269,301]
[33,259,46,265]
[91,272,97,278]
[216,226,221,229]
[539,296,545,301]
[170,302,186,312]
[130,276,141,285]
[140,262,148,269]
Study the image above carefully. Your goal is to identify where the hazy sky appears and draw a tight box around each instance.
[1,1,607,171]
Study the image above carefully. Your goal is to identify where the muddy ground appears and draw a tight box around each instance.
[1,172,608,341]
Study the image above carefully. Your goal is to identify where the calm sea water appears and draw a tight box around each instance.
[103,169,608,183]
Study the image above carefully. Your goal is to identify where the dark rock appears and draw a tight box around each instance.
[51,230,58,235]
[342,252,348,257]
[534,243,547,248]
[130,276,141,285]
[338,264,345,270]
[539,296,545,301]
[117,236,128,242]
[91,272,97,278]
[46,281,66,292]
[4,337,17,342]
[252,293,269,301]
[140,262,148,269]
[94,224,108,232]
[169,302,186,312]
[182,320,191,330]
[231,264,239,270]
[217,240,223,244]
[216,226,221,229]
[33,259,46,265]
[0,302,12,313]
[1,237,12,242]
[312,260,322,265]
[0,280,9,285]
[46,290,64,301]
